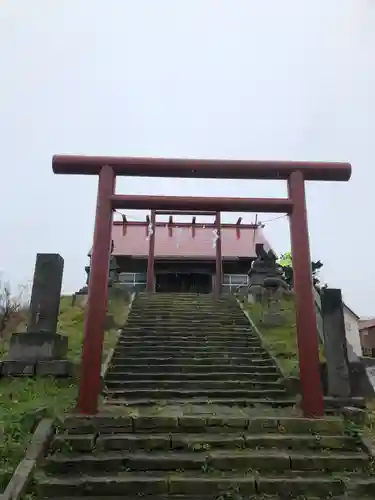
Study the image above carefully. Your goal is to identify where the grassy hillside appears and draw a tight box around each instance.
[245,296,325,377]
[0,293,129,491]
[245,295,375,446]
[245,296,299,376]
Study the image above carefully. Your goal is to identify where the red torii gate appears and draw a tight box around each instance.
[52,155,351,417]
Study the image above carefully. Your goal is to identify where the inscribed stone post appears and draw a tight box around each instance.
[321,288,351,398]
[28,253,64,334]
[2,253,72,377]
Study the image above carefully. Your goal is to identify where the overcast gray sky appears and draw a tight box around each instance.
[1,1,374,316]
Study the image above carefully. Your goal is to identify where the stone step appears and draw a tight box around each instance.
[118,336,261,344]
[40,497,273,500]
[123,321,256,336]
[116,338,263,346]
[135,295,237,299]
[120,328,255,336]
[56,420,351,451]
[112,346,270,356]
[134,305,236,308]
[112,352,271,361]
[129,311,246,317]
[131,311,243,315]
[129,306,243,311]
[60,415,345,435]
[109,357,276,367]
[44,449,369,475]
[80,415,345,435]
[128,317,248,324]
[135,302,239,305]
[132,316,246,320]
[131,314,245,319]
[107,364,279,374]
[125,320,250,326]
[126,314,247,320]
[89,432,361,453]
[104,380,285,391]
[137,294,234,299]
[104,371,280,381]
[135,301,239,306]
[123,322,252,328]
[124,324,251,331]
[105,388,289,400]
[120,334,257,341]
[45,497,278,500]
[129,317,247,322]
[132,308,242,313]
[36,471,375,497]
[117,336,265,351]
[115,343,267,352]
[105,397,296,407]
[131,308,243,314]
[114,341,266,349]
[132,302,240,306]
[112,349,271,359]
[130,310,245,314]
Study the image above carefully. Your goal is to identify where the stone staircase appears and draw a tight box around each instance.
[104,292,294,407]
[34,293,375,499]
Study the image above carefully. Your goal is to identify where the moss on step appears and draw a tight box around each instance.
[101,402,302,418]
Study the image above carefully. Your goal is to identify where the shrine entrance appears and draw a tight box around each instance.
[52,155,351,417]
[156,272,212,293]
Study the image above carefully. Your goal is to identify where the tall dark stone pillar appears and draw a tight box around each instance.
[28,253,64,334]
[1,253,72,377]
[321,288,374,399]
[321,288,351,398]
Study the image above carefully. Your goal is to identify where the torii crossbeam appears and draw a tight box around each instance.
[52,155,351,418]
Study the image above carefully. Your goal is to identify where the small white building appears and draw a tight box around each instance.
[343,302,362,358]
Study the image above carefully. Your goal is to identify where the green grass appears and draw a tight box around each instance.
[245,297,299,376]
[0,293,129,491]
[245,296,325,377]
[59,295,128,363]
[360,399,375,447]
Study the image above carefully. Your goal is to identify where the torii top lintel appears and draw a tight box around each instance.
[52,155,351,182]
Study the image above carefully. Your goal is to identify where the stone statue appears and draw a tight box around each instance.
[108,255,119,287]
[248,244,288,322]
[249,244,279,281]
[84,241,118,288]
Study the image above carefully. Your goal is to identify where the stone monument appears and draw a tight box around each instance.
[108,255,119,287]
[248,244,282,286]
[248,245,286,296]
[28,253,64,334]
[321,288,351,398]
[1,253,72,377]
[248,244,288,326]
[321,288,374,399]
[83,241,118,290]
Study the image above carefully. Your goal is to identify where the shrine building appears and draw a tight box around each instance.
[105,215,274,294]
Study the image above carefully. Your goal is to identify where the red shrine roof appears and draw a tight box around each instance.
[111,221,273,260]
